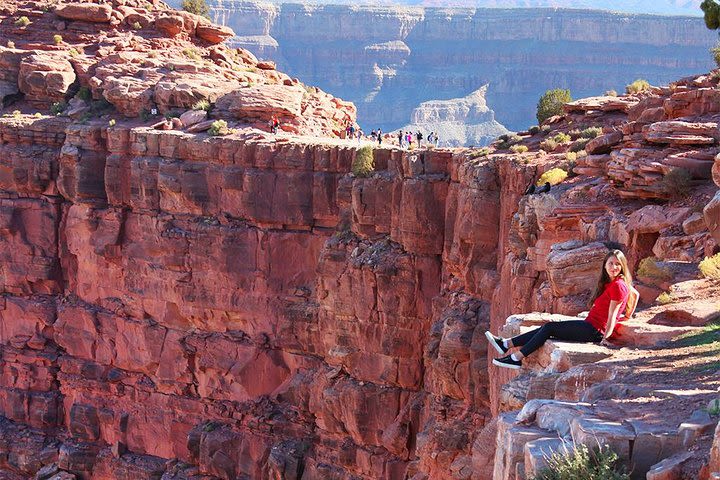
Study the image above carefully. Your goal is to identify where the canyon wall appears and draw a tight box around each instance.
[204,1,717,133]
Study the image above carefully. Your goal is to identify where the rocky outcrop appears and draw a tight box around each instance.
[0,1,718,479]
[398,85,509,147]
[210,1,716,131]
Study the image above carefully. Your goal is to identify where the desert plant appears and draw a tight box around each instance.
[565,151,577,161]
[497,133,522,149]
[75,86,92,102]
[12,110,21,118]
[14,16,31,27]
[553,132,572,144]
[33,112,42,118]
[702,0,720,30]
[537,168,568,186]
[661,168,692,198]
[712,43,720,67]
[68,48,82,57]
[537,88,572,125]
[626,79,651,94]
[182,48,201,61]
[192,99,212,112]
[707,398,720,417]
[605,89,618,96]
[7,41,15,48]
[699,253,720,279]
[208,119,229,136]
[469,147,490,159]
[50,102,66,116]
[510,144,529,154]
[580,126,603,139]
[352,145,374,177]
[528,125,540,135]
[636,257,673,282]
[182,0,210,18]
[53,34,63,45]
[656,292,673,305]
[570,138,590,152]
[540,138,558,152]
[132,21,142,30]
[532,444,629,480]
[108,119,116,127]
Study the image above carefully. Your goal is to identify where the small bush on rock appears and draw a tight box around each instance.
[605,89,618,96]
[192,99,212,111]
[661,168,692,198]
[626,79,651,94]
[510,144,528,154]
[656,292,673,305]
[14,16,31,27]
[713,43,720,67]
[553,132,571,144]
[699,253,720,279]
[569,138,590,152]
[637,257,673,282]
[50,102,66,116]
[537,168,568,186]
[537,88,572,125]
[182,0,210,18]
[208,120,229,136]
[580,126,603,139]
[469,148,490,159]
[528,126,540,135]
[540,138,558,152]
[352,145,374,177]
[497,133,522,149]
[53,34,63,45]
[532,444,629,480]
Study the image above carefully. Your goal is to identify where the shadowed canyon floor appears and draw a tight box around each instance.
[0,1,719,479]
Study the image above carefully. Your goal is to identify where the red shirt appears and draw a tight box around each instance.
[586,277,630,334]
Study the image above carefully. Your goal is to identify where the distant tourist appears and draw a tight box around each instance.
[269,115,279,134]
[357,128,364,144]
[407,132,413,148]
[486,249,639,370]
[398,130,404,148]
[377,128,383,145]
[416,131,423,146]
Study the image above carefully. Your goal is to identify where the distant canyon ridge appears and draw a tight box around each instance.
[186,1,717,142]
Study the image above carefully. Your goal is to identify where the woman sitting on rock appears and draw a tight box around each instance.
[486,249,639,370]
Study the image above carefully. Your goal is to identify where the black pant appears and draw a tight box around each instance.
[511,320,602,357]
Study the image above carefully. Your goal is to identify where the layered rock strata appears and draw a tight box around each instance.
[0,1,719,479]
[208,1,717,131]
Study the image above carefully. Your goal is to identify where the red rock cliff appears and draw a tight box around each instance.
[0,1,719,480]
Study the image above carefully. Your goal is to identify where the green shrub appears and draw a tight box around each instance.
[469,147,490,159]
[702,0,720,30]
[626,79,651,94]
[50,102,66,116]
[537,88,572,125]
[566,151,577,162]
[528,126,540,135]
[510,144,529,154]
[132,21,142,30]
[497,133,522,149]
[14,16,31,27]
[540,138,558,152]
[182,48,201,60]
[661,168,692,198]
[570,138,590,152]
[69,48,82,57]
[108,119,116,127]
[53,34,63,45]
[605,89,618,97]
[352,145,374,177]
[537,168,568,186]
[553,132,571,144]
[75,86,92,102]
[532,444,629,480]
[192,99,212,112]
[208,119,229,136]
[699,253,720,279]
[713,43,720,67]
[182,0,210,17]
[637,257,673,282]
[656,292,673,305]
[580,127,603,139]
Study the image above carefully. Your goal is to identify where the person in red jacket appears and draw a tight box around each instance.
[486,249,639,370]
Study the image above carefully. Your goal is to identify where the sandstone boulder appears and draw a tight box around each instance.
[220,84,305,121]
[627,205,691,234]
[643,120,719,145]
[546,242,608,297]
[179,109,207,128]
[196,23,235,44]
[18,53,76,103]
[564,95,638,113]
[102,76,154,117]
[155,14,185,37]
[584,130,622,155]
[714,153,720,187]
[55,3,112,23]
[705,191,720,245]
